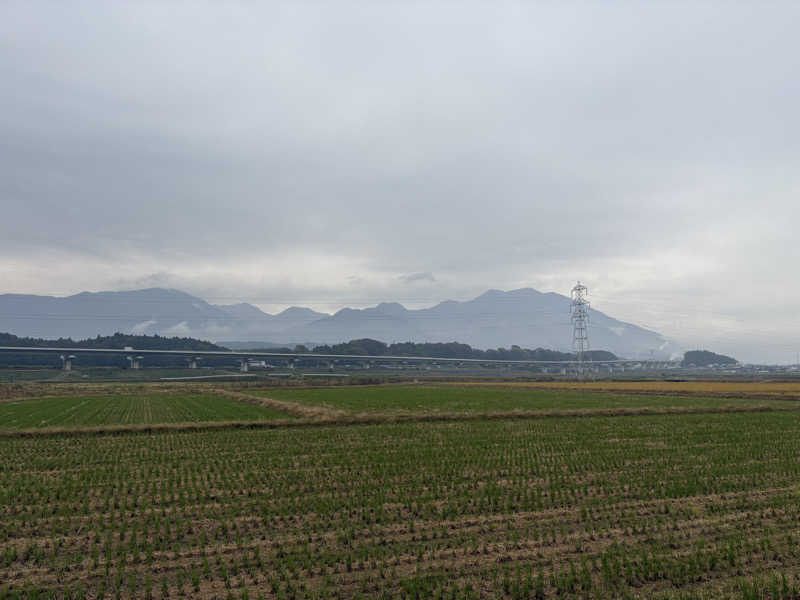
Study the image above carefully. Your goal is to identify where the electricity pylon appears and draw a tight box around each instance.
[570,281,590,379]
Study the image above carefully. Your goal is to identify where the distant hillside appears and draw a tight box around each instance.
[0,286,677,358]
[681,350,737,367]
[282,288,676,359]
[0,288,326,342]
[311,338,617,361]
[0,332,227,351]
[0,333,230,368]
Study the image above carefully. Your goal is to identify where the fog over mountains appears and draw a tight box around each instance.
[0,287,677,358]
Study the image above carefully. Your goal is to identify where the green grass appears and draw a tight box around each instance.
[0,392,291,428]
[259,384,795,414]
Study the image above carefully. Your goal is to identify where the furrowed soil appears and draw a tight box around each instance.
[1,383,800,599]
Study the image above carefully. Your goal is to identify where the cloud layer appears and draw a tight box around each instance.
[1,2,799,362]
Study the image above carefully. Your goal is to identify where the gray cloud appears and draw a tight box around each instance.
[399,272,436,284]
[1,2,799,362]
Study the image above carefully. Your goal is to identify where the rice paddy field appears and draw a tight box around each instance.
[259,385,798,415]
[2,381,800,599]
[0,393,291,429]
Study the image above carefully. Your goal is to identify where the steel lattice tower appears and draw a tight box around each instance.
[570,281,590,378]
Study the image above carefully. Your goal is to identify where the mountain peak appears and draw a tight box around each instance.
[475,287,542,300]
[278,306,325,317]
[216,302,270,319]
[0,286,676,359]
[375,302,407,316]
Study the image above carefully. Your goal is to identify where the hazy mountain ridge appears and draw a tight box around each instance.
[279,288,675,358]
[0,287,676,358]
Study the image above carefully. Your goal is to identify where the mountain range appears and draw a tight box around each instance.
[0,287,678,358]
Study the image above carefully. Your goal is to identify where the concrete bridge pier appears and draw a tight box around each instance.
[61,354,75,371]
[187,357,199,369]
[239,359,249,372]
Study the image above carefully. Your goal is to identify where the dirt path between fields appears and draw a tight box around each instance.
[211,388,346,419]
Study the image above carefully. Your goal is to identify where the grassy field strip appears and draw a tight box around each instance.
[0,420,306,438]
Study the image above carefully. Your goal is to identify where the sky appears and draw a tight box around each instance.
[1,2,799,363]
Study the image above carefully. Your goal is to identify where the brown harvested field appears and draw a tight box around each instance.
[2,381,800,599]
[438,379,800,398]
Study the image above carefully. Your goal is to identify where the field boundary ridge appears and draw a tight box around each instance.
[210,388,347,419]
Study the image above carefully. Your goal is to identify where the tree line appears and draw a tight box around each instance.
[681,350,737,367]
[0,332,227,351]
[0,332,228,368]
[0,332,617,368]
[303,339,617,361]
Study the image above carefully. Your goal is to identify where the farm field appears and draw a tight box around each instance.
[0,392,291,429]
[258,384,797,415]
[0,368,248,383]
[447,380,800,396]
[2,382,800,598]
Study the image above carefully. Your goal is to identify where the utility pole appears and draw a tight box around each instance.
[570,281,590,380]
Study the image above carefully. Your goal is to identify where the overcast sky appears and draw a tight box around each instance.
[1,2,799,362]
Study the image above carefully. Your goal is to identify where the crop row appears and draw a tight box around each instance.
[2,412,800,597]
[0,393,290,428]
